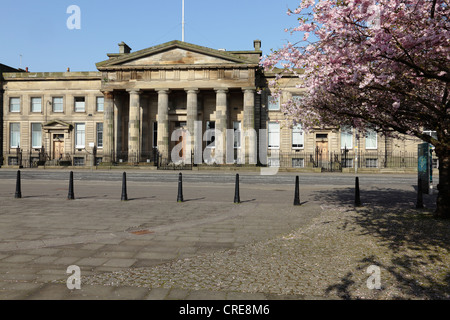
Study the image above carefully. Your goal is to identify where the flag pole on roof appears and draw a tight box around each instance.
[182,0,185,42]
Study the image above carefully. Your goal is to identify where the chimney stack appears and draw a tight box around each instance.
[118,41,132,54]
[253,39,261,51]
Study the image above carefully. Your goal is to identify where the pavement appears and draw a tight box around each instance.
[0,168,447,304]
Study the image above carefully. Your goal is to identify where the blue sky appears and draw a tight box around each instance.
[0,0,302,72]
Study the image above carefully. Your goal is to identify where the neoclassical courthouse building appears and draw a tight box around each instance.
[1,40,423,171]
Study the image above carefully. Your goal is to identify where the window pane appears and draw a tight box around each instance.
[96,123,103,148]
[74,97,85,112]
[292,124,304,148]
[366,158,378,168]
[75,123,85,148]
[53,97,64,112]
[268,96,279,110]
[10,98,20,112]
[292,95,303,104]
[10,123,20,147]
[31,97,42,112]
[292,158,304,168]
[341,126,353,149]
[365,129,377,149]
[31,123,42,148]
[268,122,280,148]
[96,97,104,112]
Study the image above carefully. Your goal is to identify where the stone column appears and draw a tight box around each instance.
[243,88,256,164]
[186,88,198,152]
[215,88,228,164]
[102,91,114,163]
[157,89,170,160]
[127,89,140,163]
[113,94,121,159]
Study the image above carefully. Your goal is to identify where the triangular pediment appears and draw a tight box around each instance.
[96,40,254,69]
[43,120,72,130]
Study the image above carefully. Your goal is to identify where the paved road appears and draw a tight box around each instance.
[0,168,433,186]
[0,168,440,302]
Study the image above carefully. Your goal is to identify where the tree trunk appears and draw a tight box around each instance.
[434,149,450,219]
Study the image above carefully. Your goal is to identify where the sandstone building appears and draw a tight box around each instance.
[1,40,426,171]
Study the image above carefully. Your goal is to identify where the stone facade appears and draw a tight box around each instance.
[1,40,425,170]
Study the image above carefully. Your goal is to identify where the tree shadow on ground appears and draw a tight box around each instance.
[312,186,450,299]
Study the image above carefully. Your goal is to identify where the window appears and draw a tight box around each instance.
[366,158,378,168]
[31,97,42,112]
[268,122,280,149]
[341,126,353,149]
[96,97,104,112]
[153,122,158,148]
[75,123,85,148]
[343,158,354,168]
[292,124,304,149]
[10,123,20,148]
[205,121,215,148]
[365,129,377,149]
[31,123,42,148]
[292,94,303,104]
[233,121,241,148]
[96,123,103,148]
[9,97,20,112]
[8,157,19,165]
[292,158,304,168]
[268,157,280,167]
[268,95,280,111]
[73,157,85,166]
[74,97,85,112]
[52,97,64,112]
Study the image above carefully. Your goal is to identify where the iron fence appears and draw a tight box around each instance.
[266,150,421,171]
[4,147,431,171]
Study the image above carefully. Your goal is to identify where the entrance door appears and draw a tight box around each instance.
[53,140,65,160]
[316,140,328,161]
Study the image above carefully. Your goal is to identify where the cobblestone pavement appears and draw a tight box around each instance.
[0,169,448,300]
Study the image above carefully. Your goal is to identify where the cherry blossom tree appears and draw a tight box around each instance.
[261,0,449,218]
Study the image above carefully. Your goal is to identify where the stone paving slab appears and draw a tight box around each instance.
[0,170,447,302]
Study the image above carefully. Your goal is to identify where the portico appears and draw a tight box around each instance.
[96,40,262,165]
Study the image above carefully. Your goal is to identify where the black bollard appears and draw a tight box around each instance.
[14,170,22,199]
[121,172,128,201]
[355,177,361,207]
[234,173,240,204]
[416,177,424,209]
[67,171,74,200]
[177,173,184,202]
[293,175,300,206]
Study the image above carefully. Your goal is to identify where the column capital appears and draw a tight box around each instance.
[214,88,229,94]
[242,87,256,93]
[156,88,170,94]
[126,89,141,95]
[101,90,114,99]
[185,88,199,94]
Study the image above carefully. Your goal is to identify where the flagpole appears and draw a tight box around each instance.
[182,0,185,42]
